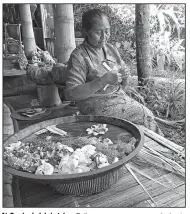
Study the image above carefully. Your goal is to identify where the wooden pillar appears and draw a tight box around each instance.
[19,4,36,58]
[53,4,76,63]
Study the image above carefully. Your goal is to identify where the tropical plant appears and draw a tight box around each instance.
[163,78,185,119]
[124,77,185,120]
[149,4,185,72]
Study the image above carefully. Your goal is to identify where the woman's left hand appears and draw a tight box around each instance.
[112,65,122,84]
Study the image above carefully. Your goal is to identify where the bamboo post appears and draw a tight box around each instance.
[139,125,185,155]
[19,4,37,58]
[40,4,48,51]
[54,4,76,63]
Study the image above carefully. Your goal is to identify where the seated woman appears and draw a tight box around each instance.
[65,8,163,135]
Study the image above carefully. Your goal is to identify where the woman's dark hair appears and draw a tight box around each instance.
[82,9,108,32]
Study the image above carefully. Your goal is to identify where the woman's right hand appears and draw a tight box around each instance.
[101,72,122,85]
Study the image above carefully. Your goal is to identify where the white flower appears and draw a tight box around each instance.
[67,154,80,170]
[113,157,119,163]
[58,153,70,170]
[102,124,107,129]
[86,124,108,136]
[94,153,109,166]
[81,145,96,156]
[75,164,91,173]
[6,141,22,151]
[56,142,63,150]
[93,131,99,136]
[62,145,74,153]
[103,138,113,145]
[73,167,83,173]
[73,148,82,156]
[46,136,52,141]
[59,163,72,174]
[98,162,110,168]
[86,128,94,135]
[35,162,54,175]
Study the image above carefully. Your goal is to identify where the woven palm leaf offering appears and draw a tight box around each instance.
[51,63,68,85]
[26,50,62,107]
[27,64,54,85]
[3,116,144,195]
[51,63,68,100]
[26,50,56,85]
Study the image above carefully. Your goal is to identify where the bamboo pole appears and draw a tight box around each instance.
[139,125,185,155]
[155,117,185,128]
[40,4,48,50]
[19,4,37,58]
[53,4,76,63]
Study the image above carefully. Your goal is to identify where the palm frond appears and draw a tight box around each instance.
[125,164,158,207]
[162,9,181,38]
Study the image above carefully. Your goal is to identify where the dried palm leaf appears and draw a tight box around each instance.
[125,164,158,207]
[127,163,184,196]
[46,125,67,136]
[138,148,185,177]
[143,146,185,176]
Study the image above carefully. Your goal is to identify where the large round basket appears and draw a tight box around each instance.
[4,115,144,196]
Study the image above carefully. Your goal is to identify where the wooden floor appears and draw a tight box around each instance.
[11,135,185,208]
[3,96,185,208]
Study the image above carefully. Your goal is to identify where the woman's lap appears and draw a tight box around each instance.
[77,92,163,135]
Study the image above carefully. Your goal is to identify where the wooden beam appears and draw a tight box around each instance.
[3,69,26,76]
[40,4,47,50]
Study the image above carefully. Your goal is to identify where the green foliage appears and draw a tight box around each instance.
[124,78,185,120]
[163,78,185,119]
[150,4,185,73]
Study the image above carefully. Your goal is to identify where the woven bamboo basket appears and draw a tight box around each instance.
[4,115,144,196]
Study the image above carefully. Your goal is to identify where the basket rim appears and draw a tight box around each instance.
[4,115,144,183]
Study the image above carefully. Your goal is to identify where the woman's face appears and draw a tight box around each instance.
[85,15,110,49]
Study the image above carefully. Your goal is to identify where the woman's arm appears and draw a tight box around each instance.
[65,72,120,101]
[65,76,105,101]
[65,51,121,101]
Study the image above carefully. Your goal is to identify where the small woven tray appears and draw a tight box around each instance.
[11,108,51,121]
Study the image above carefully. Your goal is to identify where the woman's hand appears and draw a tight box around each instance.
[101,72,122,85]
